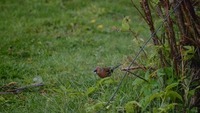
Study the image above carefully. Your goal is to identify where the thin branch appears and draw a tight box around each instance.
[125,70,149,83]
[0,83,44,94]
[130,0,147,24]
[121,66,146,71]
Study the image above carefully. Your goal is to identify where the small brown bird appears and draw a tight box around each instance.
[94,64,122,78]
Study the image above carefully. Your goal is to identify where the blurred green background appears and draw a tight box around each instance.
[0,0,149,112]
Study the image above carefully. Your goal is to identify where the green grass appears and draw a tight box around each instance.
[0,0,150,112]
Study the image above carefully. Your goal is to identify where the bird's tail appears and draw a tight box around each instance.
[111,64,122,71]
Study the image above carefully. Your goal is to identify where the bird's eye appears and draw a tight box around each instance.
[93,69,97,73]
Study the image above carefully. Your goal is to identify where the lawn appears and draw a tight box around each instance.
[0,0,150,112]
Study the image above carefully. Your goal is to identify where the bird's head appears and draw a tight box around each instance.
[93,67,100,73]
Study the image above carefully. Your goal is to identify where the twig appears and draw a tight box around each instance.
[125,70,149,83]
[130,0,147,24]
[121,66,146,71]
[0,83,44,94]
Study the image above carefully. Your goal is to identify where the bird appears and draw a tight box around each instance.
[94,64,122,78]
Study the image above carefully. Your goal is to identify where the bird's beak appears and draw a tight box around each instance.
[93,69,97,73]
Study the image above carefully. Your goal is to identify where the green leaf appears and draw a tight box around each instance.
[149,92,163,101]
[85,105,95,113]
[59,85,67,91]
[121,16,131,31]
[163,67,174,77]
[144,92,163,107]
[195,85,200,90]
[158,103,177,112]
[85,102,108,113]
[153,107,159,113]
[145,70,150,80]
[0,96,5,102]
[150,0,160,7]
[189,89,195,96]
[125,101,141,113]
[165,83,178,91]
[166,90,183,101]
[189,85,200,96]
[86,86,97,95]
[53,88,63,94]
[157,68,165,76]
[93,102,107,111]
[182,46,195,61]
[97,77,114,86]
